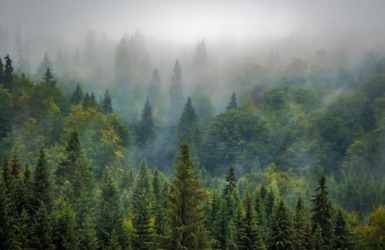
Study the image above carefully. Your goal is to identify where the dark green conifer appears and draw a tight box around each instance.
[43,68,53,85]
[303,223,314,250]
[260,185,267,201]
[78,214,99,250]
[333,209,352,250]
[132,159,152,212]
[30,202,55,250]
[23,162,32,187]
[206,190,221,235]
[136,97,155,148]
[168,60,184,120]
[223,165,237,196]
[314,224,324,250]
[9,148,22,178]
[0,183,14,250]
[132,191,153,250]
[152,168,161,202]
[52,202,78,250]
[153,201,166,236]
[83,92,91,110]
[13,207,32,250]
[226,92,238,111]
[359,100,376,132]
[310,175,333,250]
[106,229,121,250]
[101,89,113,114]
[294,195,306,250]
[264,187,275,221]
[160,182,169,210]
[176,96,199,148]
[119,168,134,193]
[267,198,296,250]
[70,83,84,106]
[255,191,266,237]
[148,68,162,106]
[1,155,11,191]
[3,55,14,91]
[214,197,232,250]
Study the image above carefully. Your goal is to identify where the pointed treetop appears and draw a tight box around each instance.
[223,166,237,195]
[226,91,238,111]
[43,67,53,85]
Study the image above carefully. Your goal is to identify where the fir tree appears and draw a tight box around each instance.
[176,96,199,148]
[310,175,333,250]
[168,60,184,120]
[153,200,166,236]
[0,183,14,250]
[119,168,133,193]
[152,168,161,202]
[43,68,53,85]
[223,165,237,195]
[70,83,84,106]
[255,191,266,237]
[148,68,162,105]
[135,97,155,148]
[260,185,267,201]
[132,191,153,250]
[294,195,306,250]
[1,155,12,191]
[333,209,352,250]
[78,214,99,250]
[30,202,55,250]
[267,198,296,250]
[32,146,53,214]
[226,92,238,111]
[10,148,22,178]
[83,92,91,110]
[214,197,232,250]
[234,195,265,250]
[52,202,78,250]
[264,187,275,221]
[36,52,53,77]
[106,229,122,250]
[206,190,222,235]
[13,207,32,250]
[132,159,152,212]
[102,89,113,114]
[303,223,314,250]
[359,100,376,132]
[314,224,324,250]
[3,55,14,91]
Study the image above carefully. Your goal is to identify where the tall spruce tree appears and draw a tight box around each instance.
[3,55,14,91]
[102,89,113,114]
[119,168,134,193]
[83,92,91,110]
[132,159,152,212]
[359,100,376,132]
[176,97,199,149]
[260,185,267,201]
[0,183,14,250]
[152,168,161,202]
[148,68,162,105]
[314,224,324,250]
[78,214,99,250]
[30,202,55,250]
[310,174,333,250]
[43,68,53,85]
[264,187,275,222]
[223,165,237,195]
[333,209,352,250]
[294,195,306,250]
[52,202,78,250]
[1,155,11,191]
[13,207,32,250]
[303,223,314,250]
[267,198,296,250]
[168,60,184,120]
[214,197,232,250]
[226,92,238,111]
[136,97,155,148]
[70,83,84,106]
[36,52,53,77]
[132,191,153,250]
[106,229,122,250]
[234,195,265,250]
[10,147,22,178]
[206,190,222,235]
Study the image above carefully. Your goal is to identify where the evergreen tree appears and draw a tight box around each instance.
[78,214,98,250]
[260,185,267,201]
[70,83,84,106]
[152,168,161,202]
[1,155,12,191]
[52,202,78,250]
[359,100,376,132]
[148,68,162,105]
[119,168,134,193]
[214,197,232,250]
[303,223,314,250]
[0,183,14,250]
[206,190,221,235]
[132,159,152,212]
[115,36,130,86]
[234,195,265,250]
[294,195,306,250]
[264,187,275,221]
[136,97,155,148]
[43,68,53,85]
[223,166,237,195]
[36,52,53,77]
[176,97,199,148]
[96,167,124,248]
[226,92,238,111]
[13,207,32,250]
[10,148,22,178]
[161,141,208,249]
[30,202,55,250]
[32,146,53,214]
[314,224,324,250]
[310,175,333,250]
[106,229,121,250]
[267,198,296,250]
[255,191,266,237]
[132,191,153,250]
[3,55,14,92]
[333,209,352,250]
[83,92,91,110]
[102,89,113,114]
[168,60,184,120]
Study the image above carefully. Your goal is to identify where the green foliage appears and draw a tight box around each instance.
[37,52,53,77]
[132,191,153,250]
[30,202,55,250]
[70,83,84,106]
[176,96,199,150]
[147,68,162,106]
[3,55,14,92]
[78,214,98,250]
[333,209,352,250]
[359,100,376,132]
[133,158,152,212]
[13,207,32,250]
[314,224,324,250]
[102,89,113,115]
[135,97,155,148]
[226,91,238,111]
[106,229,122,250]
[293,195,305,250]
[223,165,237,195]
[52,201,78,250]
[264,187,275,222]
[0,183,14,250]
[43,68,54,85]
[169,60,184,120]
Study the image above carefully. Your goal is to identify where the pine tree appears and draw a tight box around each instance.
[0,183,14,250]
[106,229,122,250]
[294,195,306,250]
[161,141,208,249]
[52,202,78,250]
[70,83,84,106]
[303,223,314,250]
[267,198,296,250]
[310,174,333,250]
[264,187,275,221]
[78,214,99,250]
[96,167,124,248]
[226,92,238,111]
[135,97,155,148]
[132,159,152,212]
[102,89,113,114]
[13,207,32,250]
[36,52,53,77]
[43,68,53,85]
[148,68,162,106]
[333,209,352,250]
[234,195,265,250]
[314,224,324,250]
[83,92,91,110]
[176,97,199,148]
[30,202,55,250]
[3,55,14,91]
[206,190,221,235]
[223,166,237,195]
[132,191,153,250]
[32,146,53,214]
[359,100,376,132]
[168,60,184,120]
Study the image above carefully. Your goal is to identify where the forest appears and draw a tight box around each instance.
[1,1,385,250]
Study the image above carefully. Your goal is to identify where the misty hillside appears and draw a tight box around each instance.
[1,1,385,250]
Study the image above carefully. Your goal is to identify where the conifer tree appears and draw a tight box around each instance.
[36,52,53,77]
[78,214,99,250]
[148,68,162,105]
[13,207,32,250]
[234,195,265,250]
[226,92,238,111]
[310,175,333,250]
[43,68,53,85]
[160,182,169,210]
[176,96,199,149]
[161,141,208,249]
[132,191,153,250]
[10,148,22,178]
[102,89,113,114]
[23,161,32,186]
[206,190,221,235]
[32,146,53,214]
[14,177,29,217]
[260,185,267,201]
[168,60,184,120]
[294,195,306,250]
[132,159,152,212]
[314,224,324,250]
[30,202,55,250]
[1,155,12,191]
[136,97,155,148]
[153,200,166,236]
[359,100,376,132]
[106,229,122,250]
[303,223,314,250]
[83,92,91,110]
[0,183,14,250]
[264,187,275,221]
[267,198,296,250]
[52,202,78,250]
[255,191,266,237]
[152,168,161,202]
[223,165,237,196]
[70,83,84,106]
[3,55,14,91]
[119,168,134,192]
[96,167,124,248]
[214,197,232,250]
[333,209,352,250]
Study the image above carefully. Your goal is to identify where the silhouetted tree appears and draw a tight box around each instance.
[36,52,53,77]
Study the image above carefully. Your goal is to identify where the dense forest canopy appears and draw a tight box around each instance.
[1,1,385,249]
